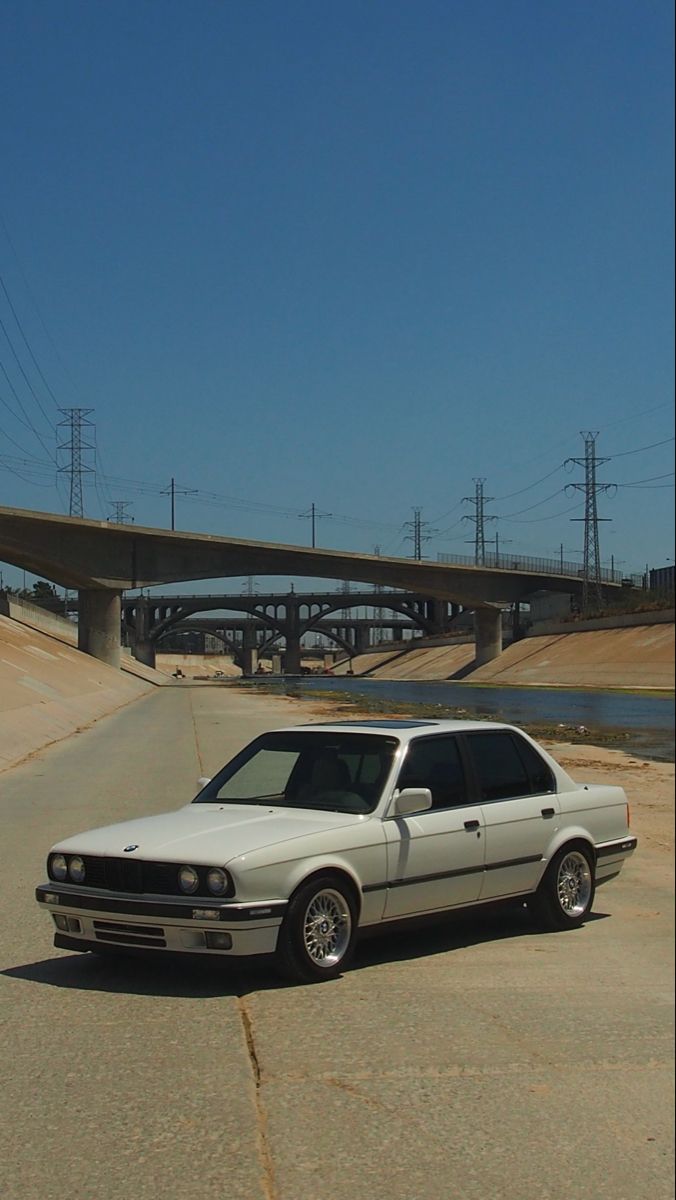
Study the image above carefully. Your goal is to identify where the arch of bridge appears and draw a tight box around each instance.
[124,592,440,643]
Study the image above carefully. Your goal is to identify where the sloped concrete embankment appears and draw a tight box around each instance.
[468,621,674,689]
[0,612,156,773]
[332,641,476,680]
[0,595,168,685]
[335,612,674,689]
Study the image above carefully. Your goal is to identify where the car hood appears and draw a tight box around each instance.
[52,804,368,865]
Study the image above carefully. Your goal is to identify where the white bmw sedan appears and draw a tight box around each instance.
[36,719,637,983]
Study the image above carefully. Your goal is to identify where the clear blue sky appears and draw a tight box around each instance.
[0,0,673,592]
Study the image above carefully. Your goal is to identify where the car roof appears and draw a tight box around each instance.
[275,718,516,742]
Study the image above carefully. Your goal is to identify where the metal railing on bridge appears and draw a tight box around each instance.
[436,551,624,585]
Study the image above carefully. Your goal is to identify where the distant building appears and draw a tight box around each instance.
[649,565,675,595]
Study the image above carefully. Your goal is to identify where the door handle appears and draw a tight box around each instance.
[464,819,480,831]
[541,807,556,818]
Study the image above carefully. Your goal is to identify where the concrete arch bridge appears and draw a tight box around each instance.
[126,590,458,672]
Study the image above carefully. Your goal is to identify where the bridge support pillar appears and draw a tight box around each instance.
[241,623,259,676]
[130,598,156,668]
[134,639,156,669]
[474,607,502,666]
[282,605,302,674]
[242,646,259,675]
[283,640,302,674]
[78,589,121,669]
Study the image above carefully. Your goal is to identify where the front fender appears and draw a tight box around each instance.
[235,853,365,913]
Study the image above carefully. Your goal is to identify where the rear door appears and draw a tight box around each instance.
[383,735,485,919]
[463,731,560,900]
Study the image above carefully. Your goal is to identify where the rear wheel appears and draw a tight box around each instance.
[530,844,595,930]
[276,875,358,983]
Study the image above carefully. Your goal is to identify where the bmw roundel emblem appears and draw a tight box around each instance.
[123,844,139,853]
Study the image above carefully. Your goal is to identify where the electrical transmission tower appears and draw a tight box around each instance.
[339,579,351,620]
[565,431,615,611]
[463,479,496,565]
[57,408,95,517]
[372,545,384,642]
[404,508,436,560]
[107,501,133,524]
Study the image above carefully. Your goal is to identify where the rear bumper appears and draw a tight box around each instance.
[594,835,638,883]
[36,884,286,957]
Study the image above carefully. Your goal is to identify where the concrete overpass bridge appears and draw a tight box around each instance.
[0,506,619,671]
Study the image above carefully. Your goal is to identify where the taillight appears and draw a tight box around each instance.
[626,802,631,828]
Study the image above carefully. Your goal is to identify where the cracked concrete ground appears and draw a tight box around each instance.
[1,685,673,1200]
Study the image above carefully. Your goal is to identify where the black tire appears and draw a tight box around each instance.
[529,843,596,931]
[276,874,358,983]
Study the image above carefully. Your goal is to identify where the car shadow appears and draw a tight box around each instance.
[354,903,610,970]
[2,906,610,998]
[0,951,280,998]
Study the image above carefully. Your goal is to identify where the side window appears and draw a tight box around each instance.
[466,733,531,802]
[513,735,556,794]
[398,736,468,809]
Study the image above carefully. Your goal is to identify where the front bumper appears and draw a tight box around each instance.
[36,883,286,957]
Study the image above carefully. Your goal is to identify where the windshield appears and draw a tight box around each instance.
[193,731,399,814]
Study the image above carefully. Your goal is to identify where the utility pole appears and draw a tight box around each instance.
[57,408,95,517]
[299,502,331,548]
[488,529,511,567]
[161,477,197,531]
[404,507,436,560]
[463,479,496,565]
[565,432,615,611]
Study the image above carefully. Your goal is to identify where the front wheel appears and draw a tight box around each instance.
[276,875,358,983]
[529,844,595,930]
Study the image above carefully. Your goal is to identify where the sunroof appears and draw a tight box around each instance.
[307,720,438,729]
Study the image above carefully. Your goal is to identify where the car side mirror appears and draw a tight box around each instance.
[196,776,211,791]
[389,787,433,817]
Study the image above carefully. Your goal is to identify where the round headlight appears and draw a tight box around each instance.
[50,853,68,881]
[206,868,229,896]
[68,855,86,884]
[178,865,199,894]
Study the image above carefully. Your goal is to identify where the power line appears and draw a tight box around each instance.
[599,401,673,432]
[494,464,564,502]
[0,359,55,458]
[0,311,55,428]
[609,436,674,459]
[618,471,675,486]
[0,269,61,413]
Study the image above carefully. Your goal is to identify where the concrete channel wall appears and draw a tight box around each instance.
[0,600,166,773]
[335,611,674,689]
